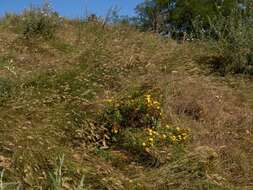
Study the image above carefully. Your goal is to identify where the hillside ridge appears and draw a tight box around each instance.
[0,18,253,190]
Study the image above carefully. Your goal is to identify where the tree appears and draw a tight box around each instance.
[135,0,240,35]
[135,0,172,31]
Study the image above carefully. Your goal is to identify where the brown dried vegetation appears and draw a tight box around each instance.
[0,13,252,189]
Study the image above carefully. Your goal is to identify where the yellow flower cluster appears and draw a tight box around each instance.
[106,99,113,103]
[144,94,161,110]
[111,126,120,134]
[142,125,190,150]
[102,98,113,104]
[166,125,190,144]
[169,133,188,143]
[147,128,159,136]
[142,128,158,149]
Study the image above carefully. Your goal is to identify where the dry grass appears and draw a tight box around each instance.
[0,16,252,189]
[163,75,253,186]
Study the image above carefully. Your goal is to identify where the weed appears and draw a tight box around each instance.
[74,176,87,190]
[49,155,65,190]
[195,7,253,75]
[153,147,232,190]
[20,2,61,40]
[100,94,161,131]
[0,170,21,190]
[0,78,13,104]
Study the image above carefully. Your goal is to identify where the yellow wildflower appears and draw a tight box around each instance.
[147,128,153,136]
[145,95,152,103]
[182,133,188,140]
[153,101,160,106]
[153,131,159,136]
[111,128,118,134]
[149,138,154,142]
[106,99,113,103]
[170,135,177,142]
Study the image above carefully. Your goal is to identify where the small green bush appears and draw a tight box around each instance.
[98,94,161,134]
[97,94,191,151]
[96,94,162,146]
[195,6,253,75]
[0,13,20,30]
[211,11,252,74]
[20,3,61,40]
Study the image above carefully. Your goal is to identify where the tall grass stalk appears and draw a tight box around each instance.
[49,155,65,190]
[0,170,21,190]
[193,5,253,75]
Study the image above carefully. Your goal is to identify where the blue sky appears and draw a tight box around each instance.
[0,0,144,18]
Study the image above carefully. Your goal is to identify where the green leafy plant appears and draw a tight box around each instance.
[140,124,190,153]
[194,5,253,75]
[98,93,191,152]
[98,94,162,144]
[209,8,252,74]
[20,2,61,40]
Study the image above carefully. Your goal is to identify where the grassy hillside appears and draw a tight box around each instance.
[0,14,253,190]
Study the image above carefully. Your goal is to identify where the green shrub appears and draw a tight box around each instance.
[20,3,61,40]
[195,6,253,75]
[98,94,162,143]
[211,11,252,74]
[116,128,160,166]
[97,94,191,150]
[0,13,20,30]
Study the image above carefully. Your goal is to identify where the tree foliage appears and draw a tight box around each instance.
[135,0,173,31]
[135,0,248,34]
